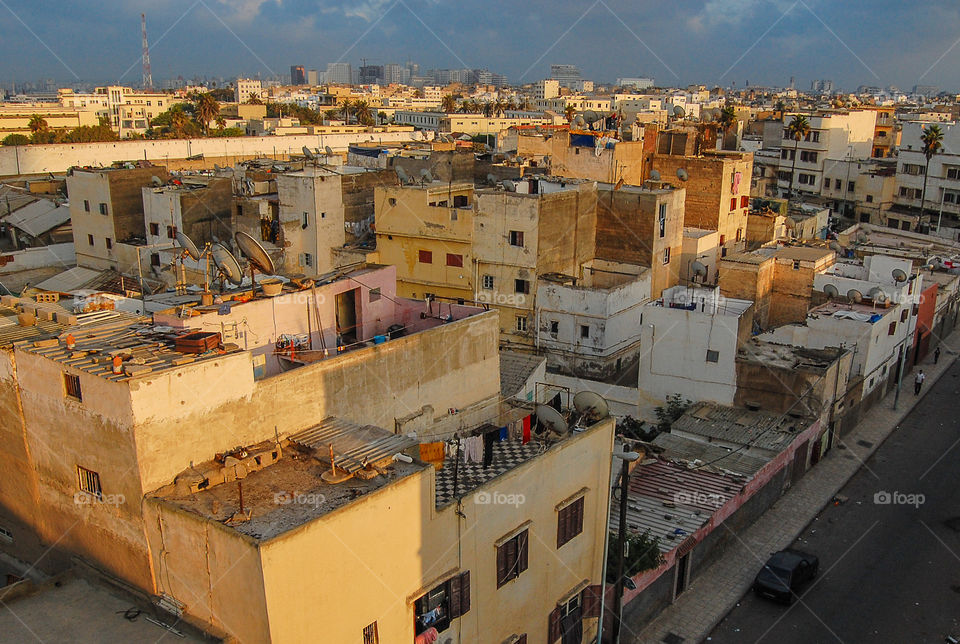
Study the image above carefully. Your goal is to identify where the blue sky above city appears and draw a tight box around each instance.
[1,0,959,90]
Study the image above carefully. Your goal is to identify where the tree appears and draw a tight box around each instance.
[246,96,263,105]
[194,93,220,134]
[564,104,576,123]
[340,98,353,123]
[377,111,387,125]
[2,134,30,146]
[605,530,664,583]
[653,393,692,433]
[919,124,944,228]
[209,88,234,102]
[441,94,457,113]
[785,114,811,198]
[27,115,48,134]
[215,115,226,131]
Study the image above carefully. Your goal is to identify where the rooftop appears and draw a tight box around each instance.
[652,432,770,478]
[670,402,812,454]
[809,299,894,320]
[649,285,753,317]
[737,337,841,372]
[721,251,771,266]
[499,350,544,398]
[771,246,835,263]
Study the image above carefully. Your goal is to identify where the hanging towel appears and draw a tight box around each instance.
[522,415,531,444]
[419,442,445,469]
[483,430,496,468]
[499,426,508,441]
[508,419,522,441]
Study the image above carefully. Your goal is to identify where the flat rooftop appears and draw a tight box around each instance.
[671,402,812,454]
[738,337,840,372]
[772,246,834,262]
[809,300,893,320]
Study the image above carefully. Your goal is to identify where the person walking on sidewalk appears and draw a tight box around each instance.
[915,369,926,395]
[935,346,941,364]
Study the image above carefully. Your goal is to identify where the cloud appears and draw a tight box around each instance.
[687,0,790,31]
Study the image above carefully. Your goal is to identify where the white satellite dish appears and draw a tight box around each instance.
[420,168,433,183]
[823,283,839,298]
[175,231,201,261]
[325,146,334,157]
[690,260,707,278]
[676,168,689,181]
[211,243,243,287]
[869,287,888,303]
[535,404,569,436]
[847,289,863,303]
[892,268,907,283]
[502,180,516,192]
[151,175,163,186]
[650,169,661,181]
[395,166,411,184]
[573,391,610,423]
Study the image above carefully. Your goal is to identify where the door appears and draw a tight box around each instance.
[335,289,358,345]
[791,441,809,485]
[675,553,690,598]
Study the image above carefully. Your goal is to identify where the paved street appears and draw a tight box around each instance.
[708,356,960,643]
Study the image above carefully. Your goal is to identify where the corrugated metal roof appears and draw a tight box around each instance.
[611,489,706,553]
[288,417,418,473]
[652,432,770,477]
[34,267,104,294]
[499,350,544,397]
[670,402,809,453]
[3,200,70,237]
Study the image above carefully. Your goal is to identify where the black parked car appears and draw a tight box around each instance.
[753,549,819,604]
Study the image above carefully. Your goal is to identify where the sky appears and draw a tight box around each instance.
[1,0,959,92]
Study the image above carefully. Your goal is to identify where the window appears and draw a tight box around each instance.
[947,167,960,180]
[793,260,801,270]
[580,325,590,339]
[303,252,314,267]
[706,349,720,363]
[87,234,94,246]
[736,228,742,242]
[301,212,308,228]
[0,526,11,544]
[482,275,494,290]
[730,197,737,211]
[105,238,112,250]
[888,321,897,335]
[557,497,584,548]
[64,373,82,401]
[149,223,159,235]
[83,200,90,212]
[77,466,101,499]
[369,287,381,302]
[419,250,433,263]
[516,316,527,332]
[848,181,855,192]
[362,622,379,644]
[453,194,468,207]
[901,309,909,322]
[515,279,530,295]
[446,253,463,267]
[320,211,326,219]
[166,225,177,239]
[866,194,874,203]
[740,195,749,208]
[549,592,584,644]
[99,203,108,215]
[799,150,818,163]
[414,572,470,635]
[658,203,667,238]
[151,253,160,267]
[663,247,670,264]
[550,320,559,336]
[834,179,842,190]
[496,528,529,587]
[509,230,524,247]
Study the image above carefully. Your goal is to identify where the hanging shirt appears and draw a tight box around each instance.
[522,415,532,444]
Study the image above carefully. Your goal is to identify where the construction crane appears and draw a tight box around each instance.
[141,13,153,90]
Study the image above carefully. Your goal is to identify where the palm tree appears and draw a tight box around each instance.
[195,93,220,134]
[564,105,576,123]
[481,101,493,117]
[717,105,737,149]
[919,124,945,227]
[377,111,387,125]
[215,115,226,131]
[785,114,811,198]
[169,107,188,138]
[493,100,507,117]
[28,115,48,134]
[441,94,457,113]
[353,100,372,126]
[246,96,263,105]
[340,98,353,123]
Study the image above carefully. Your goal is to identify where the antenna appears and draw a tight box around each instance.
[892,268,907,283]
[211,243,243,289]
[823,283,839,298]
[573,391,609,423]
[847,289,863,303]
[150,175,163,186]
[140,14,153,90]
[535,404,569,437]
[235,231,276,295]
[649,169,661,181]
[676,168,689,181]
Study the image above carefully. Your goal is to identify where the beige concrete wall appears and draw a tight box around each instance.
[276,172,344,276]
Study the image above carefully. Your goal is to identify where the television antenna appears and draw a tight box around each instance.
[235,231,276,296]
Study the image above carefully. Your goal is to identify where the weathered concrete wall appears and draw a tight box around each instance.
[719,256,774,329]
[0,243,74,274]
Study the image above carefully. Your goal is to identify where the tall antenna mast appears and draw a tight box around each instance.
[141,13,153,90]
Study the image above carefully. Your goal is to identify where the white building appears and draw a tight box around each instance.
[776,110,878,197]
[534,79,560,101]
[638,285,754,411]
[235,79,263,104]
[617,78,655,90]
[895,121,960,227]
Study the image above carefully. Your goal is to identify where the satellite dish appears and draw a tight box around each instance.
[151,175,163,186]
[420,169,434,183]
[691,260,707,277]
[573,391,609,422]
[930,256,943,267]
[502,180,516,192]
[324,146,334,156]
[573,115,586,127]
[487,173,498,186]
[535,404,569,436]
[235,231,276,274]
[650,169,661,181]
[892,268,908,283]
[869,287,888,303]
[395,166,410,184]
[212,244,243,286]
[823,283,839,298]
[175,231,201,261]
[302,146,315,159]
[676,168,689,181]
[857,231,868,243]
[673,105,685,118]
[213,163,222,172]
[847,289,863,303]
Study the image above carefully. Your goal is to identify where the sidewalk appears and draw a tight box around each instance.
[628,331,960,644]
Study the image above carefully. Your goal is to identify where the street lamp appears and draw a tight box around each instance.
[597,449,639,644]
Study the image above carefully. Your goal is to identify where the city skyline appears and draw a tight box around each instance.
[2,1,960,92]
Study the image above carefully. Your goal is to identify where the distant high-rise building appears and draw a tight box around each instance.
[550,64,581,89]
[359,65,384,85]
[383,63,408,85]
[290,65,306,85]
[306,69,319,86]
[616,77,654,90]
[235,78,262,103]
[810,79,834,93]
[913,84,940,97]
[325,62,353,85]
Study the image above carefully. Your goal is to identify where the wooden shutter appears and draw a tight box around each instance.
[497,541,511,587]
[548,605,562,643]
[573,497,584,538]
[458,571,470,615]
[449,573,462,619]
[516,635,527,644]
[557,506,568,548]
[581,585,603,618]
[517,530,529,574]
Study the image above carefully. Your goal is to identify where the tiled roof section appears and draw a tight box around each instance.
[499,350,544,398]
[288,417,418,474]
[670,402,809,453]
[21,312,241,382]
[652,432,770,477]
